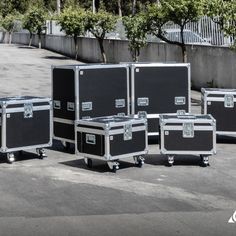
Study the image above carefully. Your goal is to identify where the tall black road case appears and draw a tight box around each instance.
[52,64,130,145]
[0,96,52,163]
[201,88,236,135]
[129,63,191,136]
[159,114,216,166]
[75,116,148,172]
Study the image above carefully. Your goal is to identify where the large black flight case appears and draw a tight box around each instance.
[127,63,191,136]
[159,114,216,167]
[75,116,148,172]
[0,96,52,163]
[52,64,130,146]
[201,88,236,135]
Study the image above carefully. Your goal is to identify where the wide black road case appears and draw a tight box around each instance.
[201,88,236,135]
[159,114,216,166]
[75,116,148,172]
[52,64,130,145]
[0,96,52,163]
[128,63,190,136]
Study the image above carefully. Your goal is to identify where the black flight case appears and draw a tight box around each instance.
[201,88,236,135]
[127,63,191,136]
[52,64,130,147]
[0,96,52,163]
[159,114,216,167]
[75,116,148,172]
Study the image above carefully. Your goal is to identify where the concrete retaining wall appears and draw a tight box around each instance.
[11,32,236,89]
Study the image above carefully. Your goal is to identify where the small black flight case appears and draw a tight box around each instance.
[75,116,148,172]
[127,63,191,136]
[201,88,236,135]
[52,64,130,147]
[0,96,52,163]
[159,114,216,166]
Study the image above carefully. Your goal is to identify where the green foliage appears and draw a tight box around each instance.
[123,13,148,61]
[86,10,117,39]
[58,6,86,37]
[204,0,236,40]
[23,6,47,35]
[86,10,117,62]
[146,1,204,62]
[1,13,21,32]
[0,0,29,17]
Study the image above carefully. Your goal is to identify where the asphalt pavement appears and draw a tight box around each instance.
[0,44,235,236]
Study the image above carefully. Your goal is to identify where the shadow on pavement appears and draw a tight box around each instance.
[17,46,36,49]
[217,135,236,144]
[145,154,206,167]
[60,158,138,173]
[44,55,70,60]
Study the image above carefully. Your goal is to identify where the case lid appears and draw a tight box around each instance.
[201,88,236,95]
[160,114,215,123]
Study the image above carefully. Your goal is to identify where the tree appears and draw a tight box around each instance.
[146,0,204,62]
[22,6,47,49]
[204,0,236,47]
[58,6,86,59]
[1,13,21,44]
[123,13,148,61]
[86,10,117,63]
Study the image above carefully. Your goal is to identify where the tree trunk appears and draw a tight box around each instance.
[118,0,122,17]
[74,35,79,60]
[57,0,61,14]
[132,0,137,16]
[9,32,12,44]
[38,33,41,49]
[29,32,33,47]
[181,44,187,63]
[98,38,107,63]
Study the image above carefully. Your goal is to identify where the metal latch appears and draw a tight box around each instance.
[117,113,125,117]
[175,96,186,105]
[137,97,149,106]
[115,99,125,108]
[24,103,33,119]
[67,102,75,111]
[224,94,234,108]
[177,110,186,115]
[183,122,194,138]
[82,102,93,111]
[86,134,96,145]
[53,100,61,109]
[138,111,147,119]
[124,123,132,141]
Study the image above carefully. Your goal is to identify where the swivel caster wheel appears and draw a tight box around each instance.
[112,165,119,173]
[7,153,15,164]
[62,141,70,151]
[167,155,174,167]
[200,155,209,167]
[84,158,93,168]
[37,148,47,159]
[134,156,145,168]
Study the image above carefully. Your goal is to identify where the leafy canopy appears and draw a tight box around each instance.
[123,13,148,61]
[23,6,47,35]
[86,10,117,39]
[58,6,86,37]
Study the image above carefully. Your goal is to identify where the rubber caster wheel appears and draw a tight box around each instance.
[37,149,47,159]
[62,141,70,151]
[7,153,15,164]
[86,158,93,169]
[200,155,209,167]
[112,165,119,173]
[137,160,144,168]
[167,155,174,167]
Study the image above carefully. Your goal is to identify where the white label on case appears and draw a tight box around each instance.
[207,101,211,105]
[135,68,140,73]
[110,136,114,141]
[165,131,169,135]
[7,114,10,118]
[80,71,84,75]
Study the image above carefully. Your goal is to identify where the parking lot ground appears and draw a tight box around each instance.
[0,44,235,236]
